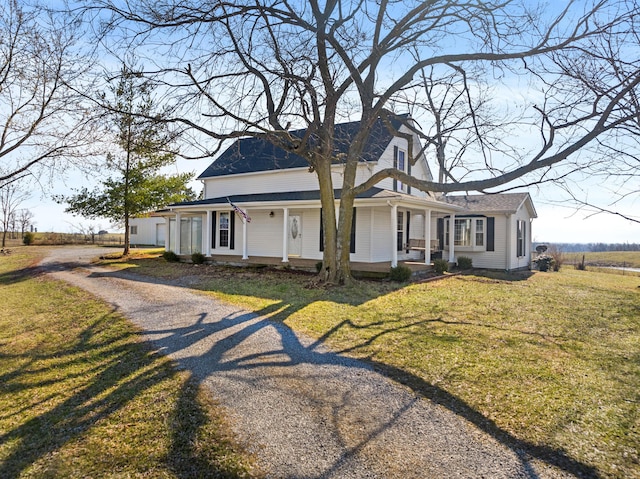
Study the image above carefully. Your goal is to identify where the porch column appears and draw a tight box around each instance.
[282,207,289,262]
[390,203,398,267]
[424,209,431,265]
[205,210,212,257]
[164,216,170,252]
[175,212,182,256]
[448,213,455,263]
[242,209,249,260]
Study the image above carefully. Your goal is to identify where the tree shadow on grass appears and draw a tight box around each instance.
[0,308,254,479]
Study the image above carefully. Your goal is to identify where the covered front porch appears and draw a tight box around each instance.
[178,253,435,277]
[161,189,465,268]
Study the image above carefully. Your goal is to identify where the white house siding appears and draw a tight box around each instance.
[204,168,319,198]
[370,128,433,196]
[369,208,394,262]
[241,210,281,257]
[449,215,509,270]
[508,208,533,270]
[130,217,166,246]
[202,162,383,200]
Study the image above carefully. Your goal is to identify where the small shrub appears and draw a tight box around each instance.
[548,245,565,271]
[433,259,449,275]
[162,250,180,262]
[457,256,473,270]
[315,261,323,273]
[389,265,412,282]
[533,254,554,272]
[22,231,34,245]
[191,252,206,264]
[575,254,587,271]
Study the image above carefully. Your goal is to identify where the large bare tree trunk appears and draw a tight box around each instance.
[316,159,338,282]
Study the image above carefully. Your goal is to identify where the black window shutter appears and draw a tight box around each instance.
[230,211,235,250]
[405,211,411,253]
[523,222,526,256]
[487,217,495,252]
[211,211,216,249]
[393,145,398,191]
[407,160,412,195]
[319,209,324,252]
[437,218,444,250]
[350,208,356,254]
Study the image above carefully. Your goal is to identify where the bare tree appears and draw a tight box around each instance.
[91,0,640,283]
[0,0,95,187]
[16,208,34,236]
[0,183,29,247]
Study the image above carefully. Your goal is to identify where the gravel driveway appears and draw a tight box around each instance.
[40,246,576,479]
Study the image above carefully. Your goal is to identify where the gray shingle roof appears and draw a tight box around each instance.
[444,193,536,216]
[169,187,387,207]
[197,115,408,179]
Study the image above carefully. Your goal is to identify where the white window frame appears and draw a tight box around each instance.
[219,212,230,248]
[397,149,406,192]
[445,217,486,251]
[130,225,138,235]
[517,219,526,257]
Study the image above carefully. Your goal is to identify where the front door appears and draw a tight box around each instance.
[288,215,302,256]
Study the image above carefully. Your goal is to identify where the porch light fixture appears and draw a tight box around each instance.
[269,211,274,217]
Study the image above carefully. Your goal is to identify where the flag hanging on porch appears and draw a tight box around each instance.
[227,197,251,223]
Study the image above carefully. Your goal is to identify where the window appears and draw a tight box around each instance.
[397,150,406,191]
[475,219,484,246]
[454,218,472,246]
[130,225,138,235]
[219,212,230,247]
[517,220,526,257]
[445,217,486,249]
[397,211,404,251]
[179,216,202,255]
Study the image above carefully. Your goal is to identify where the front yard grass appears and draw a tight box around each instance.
[0,247,258,478]
[111,254,640,479]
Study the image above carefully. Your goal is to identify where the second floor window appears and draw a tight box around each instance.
[397,149,406,191]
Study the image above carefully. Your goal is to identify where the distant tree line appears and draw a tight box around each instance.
[534,243,640,253]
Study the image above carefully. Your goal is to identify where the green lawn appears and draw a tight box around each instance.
[110,254,640,479]
[0,248,259,478]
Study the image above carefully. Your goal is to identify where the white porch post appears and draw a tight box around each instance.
[175,212,182,255]
[448,213,455,263]
[391,203,398,267]
[205,210,212,256]
[164,216,170,252]
[424,209,431,265]
[242,210,249,260]
[282,207,289,262]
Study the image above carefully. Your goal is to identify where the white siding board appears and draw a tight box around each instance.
[130,217,166,246]
[370,208,394,262]
[246,210,283,257]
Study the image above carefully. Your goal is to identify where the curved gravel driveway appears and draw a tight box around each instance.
[40,246,575,479]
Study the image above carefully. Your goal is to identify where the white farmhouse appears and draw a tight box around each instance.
[160,117,536,271]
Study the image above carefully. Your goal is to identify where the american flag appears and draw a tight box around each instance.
[227,197,251,223]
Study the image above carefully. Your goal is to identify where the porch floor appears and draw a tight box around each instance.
[203,254,433,275]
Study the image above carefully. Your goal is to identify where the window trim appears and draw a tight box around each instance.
[516,219,526,257]
[219,212,230,248]
[444,216,487,251]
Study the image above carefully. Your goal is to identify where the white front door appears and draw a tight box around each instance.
[288,215,302,256]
